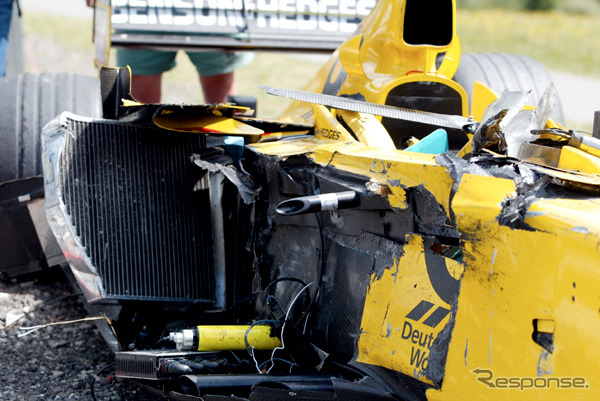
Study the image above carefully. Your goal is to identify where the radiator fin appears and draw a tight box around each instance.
[58,118,215,303]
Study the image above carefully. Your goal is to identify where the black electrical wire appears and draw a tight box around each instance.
[258,358,298,370]
[294,286,320,329]
[264,278,308,299]
[266,295,286,314]
[244,319,284,356]
[265,278,312,323]
[228,350,243,365]
[90,361,116,401]
[277,167,326,306]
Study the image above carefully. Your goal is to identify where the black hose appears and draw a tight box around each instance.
[180,374,334,397]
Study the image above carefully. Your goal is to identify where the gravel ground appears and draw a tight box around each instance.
[0,270,148,401]
[3,5,159,401]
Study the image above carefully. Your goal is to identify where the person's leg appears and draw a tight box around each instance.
[116,48,176,103]
[188,51,253,103]
[0,0,14,78]
[130,74,163,104]
[199,72,236,104]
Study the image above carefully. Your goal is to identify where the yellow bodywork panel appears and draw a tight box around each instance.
[338,34,367,80]
[358,234,465,386]
[312,104,356,142]
[335,109,396,149]
[424,173,600,400]
[471,81,499,122]
[249,0,600,398]
[250,139,454,213]
[558,145,600,174]
[436,38,462,80]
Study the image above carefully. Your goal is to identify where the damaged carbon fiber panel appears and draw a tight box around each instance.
[239,149,465,391]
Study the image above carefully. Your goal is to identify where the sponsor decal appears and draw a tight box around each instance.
[111,0,375,34]
[357,235,464,386]
[399,300,450,371]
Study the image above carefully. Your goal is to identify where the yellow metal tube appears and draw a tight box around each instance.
[195,325,281,352]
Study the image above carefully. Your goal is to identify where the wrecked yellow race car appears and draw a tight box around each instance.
[34,0,600,400]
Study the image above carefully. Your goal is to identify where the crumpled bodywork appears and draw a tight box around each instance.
[39,0,600,399]
[247,122,600,399]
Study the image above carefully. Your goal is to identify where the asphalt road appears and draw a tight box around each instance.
[551,71,600,129]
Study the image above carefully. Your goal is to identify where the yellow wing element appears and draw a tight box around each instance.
[312,104,356,142]
[334,109,396,148]
[154,106,263,136]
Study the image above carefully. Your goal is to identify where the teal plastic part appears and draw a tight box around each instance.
[224,136,245,163]
[405,129,449,154]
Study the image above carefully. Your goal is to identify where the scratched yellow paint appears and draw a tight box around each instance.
[195,325,281,352]
[357,234,464,386]
[251,134,600,399]
[250,139,455,213]
[450,174,516,224]
[425,173,600,400]
[248,0,600,395]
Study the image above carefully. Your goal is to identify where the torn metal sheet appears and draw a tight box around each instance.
[193,155,258,205]
[434,152,518,193]
[502,86,556,158]
[523,162,600,194]
[471,87,556,158]
[472,90,530,154]
[516,142,562,168]
[497,166,550,231]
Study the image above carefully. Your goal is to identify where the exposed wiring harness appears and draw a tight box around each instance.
[266,282,315,374]
[245,281,316,374]
[264,277,310,321]
[244,319,285,373]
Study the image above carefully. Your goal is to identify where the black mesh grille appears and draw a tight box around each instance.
[115,353,158,379]
[59,118,215,303]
